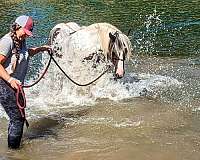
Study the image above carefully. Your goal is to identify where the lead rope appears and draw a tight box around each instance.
[19,51,52,128]
[18,49,112,128]
[49,52,112,87]
[23,49,111,88]
[23,51,52,88]
[15,84,29,128]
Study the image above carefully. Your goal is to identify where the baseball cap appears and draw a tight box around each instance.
[15,15,33,36]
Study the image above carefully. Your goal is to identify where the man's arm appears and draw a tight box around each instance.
[0,54,10,81]
[0,54,20,89]
[28,45,51,57]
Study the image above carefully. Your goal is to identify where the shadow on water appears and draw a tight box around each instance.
[0,109,90,160]
[23,108,89,140]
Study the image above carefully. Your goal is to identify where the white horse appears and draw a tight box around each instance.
[49,22,132,78]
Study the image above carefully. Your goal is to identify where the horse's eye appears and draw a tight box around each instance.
[123,53,126,60]
[125,48,127,53]
[112,52,117,58]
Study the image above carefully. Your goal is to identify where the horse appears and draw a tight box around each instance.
[48,22,132,79]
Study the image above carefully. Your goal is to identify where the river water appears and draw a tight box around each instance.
[0,0,200,160]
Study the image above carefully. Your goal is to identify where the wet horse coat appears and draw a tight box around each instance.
[49,22,132,78]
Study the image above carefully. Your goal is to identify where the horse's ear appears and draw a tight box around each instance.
[109,32,116,42]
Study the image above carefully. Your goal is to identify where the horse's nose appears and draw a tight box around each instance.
[115,73,123,79]
[115,68,124,79]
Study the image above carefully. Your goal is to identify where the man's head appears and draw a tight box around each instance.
[15,15,34,37]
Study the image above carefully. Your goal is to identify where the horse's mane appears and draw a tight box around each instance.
[85,23,132,60]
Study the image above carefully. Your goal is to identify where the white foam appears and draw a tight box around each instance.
[24,69,181,116]
[0,65,182,119]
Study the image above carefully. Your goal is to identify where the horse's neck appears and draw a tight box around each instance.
[96,24,120,58]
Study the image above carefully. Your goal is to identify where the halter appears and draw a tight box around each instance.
[110,31,126,62]
[112,55,125,61]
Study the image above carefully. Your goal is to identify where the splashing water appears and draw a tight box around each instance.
[133,8,162,54]
[21,54,182,120]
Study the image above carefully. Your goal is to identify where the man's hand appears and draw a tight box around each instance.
[8,77,21,90]
[41,45,53,52]
[28,45,53,57]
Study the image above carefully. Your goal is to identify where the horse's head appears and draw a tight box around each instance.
[108,31,130,79]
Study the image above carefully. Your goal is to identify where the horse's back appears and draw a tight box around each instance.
[50,22,81,35]
[50,22,120,39]
[82,22,120,33]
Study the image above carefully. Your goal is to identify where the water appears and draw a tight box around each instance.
[0,0,200,160]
